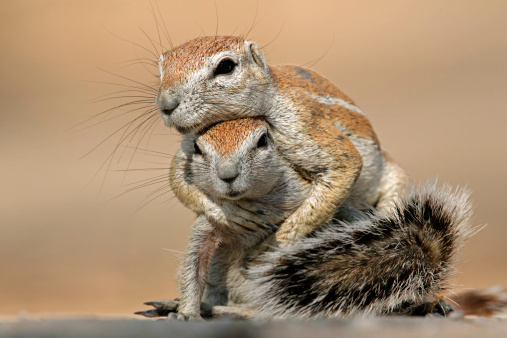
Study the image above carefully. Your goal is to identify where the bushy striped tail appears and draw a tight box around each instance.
[243,184,475,319]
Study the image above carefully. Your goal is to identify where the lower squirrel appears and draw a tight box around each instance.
[136,118,477,320]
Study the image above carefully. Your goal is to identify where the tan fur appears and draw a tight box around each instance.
[271,65,379,142]
[159,36,245,88]
[199,118,265,157]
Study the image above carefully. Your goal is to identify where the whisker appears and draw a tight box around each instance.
[152,0,173,49]
[302,34,335,69]
[244,1,259,39]
[97,68,158,92]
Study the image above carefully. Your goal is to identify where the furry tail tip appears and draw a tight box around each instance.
[450,286,507,317]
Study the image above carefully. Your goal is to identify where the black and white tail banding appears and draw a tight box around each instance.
[243,184,475,319]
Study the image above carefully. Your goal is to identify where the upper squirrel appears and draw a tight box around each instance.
[137,117,474,320]
[156,35,408,245]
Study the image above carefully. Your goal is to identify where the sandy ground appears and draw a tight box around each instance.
[1,317,507,338]
[1,0,507,319]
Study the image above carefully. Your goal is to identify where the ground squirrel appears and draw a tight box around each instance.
[136,118,473,320]
[156,35,408,246]
[166,117,310,320]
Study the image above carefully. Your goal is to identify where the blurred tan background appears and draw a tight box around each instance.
[1,0,506,316]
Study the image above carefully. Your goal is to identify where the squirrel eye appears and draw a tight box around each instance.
[214,59,235,76]
[257,133,268,148]
[194,142,202,155]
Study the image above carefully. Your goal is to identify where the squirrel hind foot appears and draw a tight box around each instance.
[406,298,456,317]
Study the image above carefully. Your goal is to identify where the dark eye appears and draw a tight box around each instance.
[214,59,236,76]
[257,133,268,148]
[194,142,202,155]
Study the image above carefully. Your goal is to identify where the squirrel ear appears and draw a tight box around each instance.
[246,42,268,72]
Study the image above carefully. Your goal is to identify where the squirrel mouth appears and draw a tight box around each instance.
[176,122,216,135]
[175,125,198,134]
[225,190,244,200]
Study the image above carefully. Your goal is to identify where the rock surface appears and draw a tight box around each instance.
[1,317,506,338]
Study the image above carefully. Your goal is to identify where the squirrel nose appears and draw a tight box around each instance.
[217,161,240,183]
[157,91,180,116]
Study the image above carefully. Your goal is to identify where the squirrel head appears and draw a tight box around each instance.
[157,36,272,134]
[184,118,283,200]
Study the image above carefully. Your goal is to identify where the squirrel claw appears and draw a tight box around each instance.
[134,309,170,318]
[144,299,179,309]
[136,299,179,318]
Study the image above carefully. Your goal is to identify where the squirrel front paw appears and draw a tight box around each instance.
[209,201,277,233]
[135,298,214,320]
[135,299,179,318]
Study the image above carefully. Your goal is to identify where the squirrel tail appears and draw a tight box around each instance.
[243,183,476,319]
[450,286,507,317]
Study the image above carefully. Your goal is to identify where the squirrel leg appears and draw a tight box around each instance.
[202,245,236,307]
[209,305,256,319]
[135,299,255,320]
[374,156,409,211]
[333,203,369,223]
[272,125,362,246]
[174,215,219,320]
